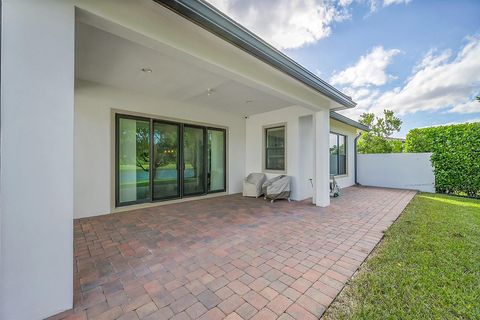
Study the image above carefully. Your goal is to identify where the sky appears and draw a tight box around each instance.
[206,0,480,137]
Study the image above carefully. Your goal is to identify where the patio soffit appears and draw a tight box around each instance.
[73,1,346,113]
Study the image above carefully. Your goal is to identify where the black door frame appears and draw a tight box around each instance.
[115,113,227,207]
[182,123,207,197]
[115,114,152,207]
[206,127,227,194]
[152,119,182,201]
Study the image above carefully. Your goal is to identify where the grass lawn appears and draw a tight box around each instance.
[323,193,480,320]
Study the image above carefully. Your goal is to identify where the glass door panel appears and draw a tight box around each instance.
[329,133,338,175]
[207,129,226,192]
[116,114,227,206]
[153,122,180,200]
[183,126,206,195]
[117,117,151,205]
[338,135,346,175]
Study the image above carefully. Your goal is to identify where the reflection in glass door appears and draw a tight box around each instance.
[153,122,180,200]
[183,126,205,196]
[117,117,151,205]
[116,114,227,206]
[207,129,226,192]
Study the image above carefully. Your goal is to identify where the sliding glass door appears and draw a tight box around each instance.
[207,128,226,192]
[116,114,226,206]
[153,121,180,200]
[117,116,151,205]
[183,126,206,196]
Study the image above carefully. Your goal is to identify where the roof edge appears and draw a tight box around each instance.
[330,111,370,131]
[153,0,357,109]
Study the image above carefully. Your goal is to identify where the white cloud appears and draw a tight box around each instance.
[448,99,480,114]
[412,49,451,72]
[367,0,411,12]
[330,46,401,87]
[383,0,411,7]
[371,36,480,115]
[419,117,480,128]
[337,36,480,121]
[339,0,354,6]
[206,0,351,50]
[206,0,413,49]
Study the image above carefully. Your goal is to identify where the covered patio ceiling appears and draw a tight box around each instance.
[75,12,306,117]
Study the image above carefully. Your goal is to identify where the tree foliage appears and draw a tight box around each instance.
[119,122,179,173]
[389,139,404,153]
[405,122,480,197]
[357,110,403,153]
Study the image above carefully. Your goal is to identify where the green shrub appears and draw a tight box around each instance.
[405,122,480,197]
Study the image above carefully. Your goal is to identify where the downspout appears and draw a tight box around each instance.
[354,132,361,185]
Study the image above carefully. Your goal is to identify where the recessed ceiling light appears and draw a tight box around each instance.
[141,67,153,73]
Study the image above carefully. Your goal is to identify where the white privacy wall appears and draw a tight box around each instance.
[0,1,74,319]
[358,153,435,192]
[74,81,246,218]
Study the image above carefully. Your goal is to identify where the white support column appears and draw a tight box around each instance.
[0,1,74,319]
[313,109,330,207]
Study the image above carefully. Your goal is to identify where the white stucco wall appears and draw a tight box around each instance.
[245,109,359,201]
[330,119,358,189]
[0,1,74,319]
[245,106,321,201]
[0,1,362,320]
[358,153,435,192]
[74,81,246,218]
[298,115,315,201]
[76,87,360,216]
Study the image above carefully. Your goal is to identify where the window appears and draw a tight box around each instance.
[330,133,347,176]
[265,125,286,171]
[116,114,226,206]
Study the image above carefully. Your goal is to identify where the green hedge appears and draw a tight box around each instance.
[404,122,480,197]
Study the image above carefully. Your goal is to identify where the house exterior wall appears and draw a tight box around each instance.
[298,115,315,201]
[76,98,360,217]
[245,109,359,202]
[0,1,74,319]
[74,81,246,218]
[245,106,315,201]
[245,107,358,202]
[0,1,361,319]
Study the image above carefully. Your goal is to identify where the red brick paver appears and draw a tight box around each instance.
[49,186,415,320]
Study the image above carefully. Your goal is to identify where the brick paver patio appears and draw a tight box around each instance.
[50,186,415,320]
